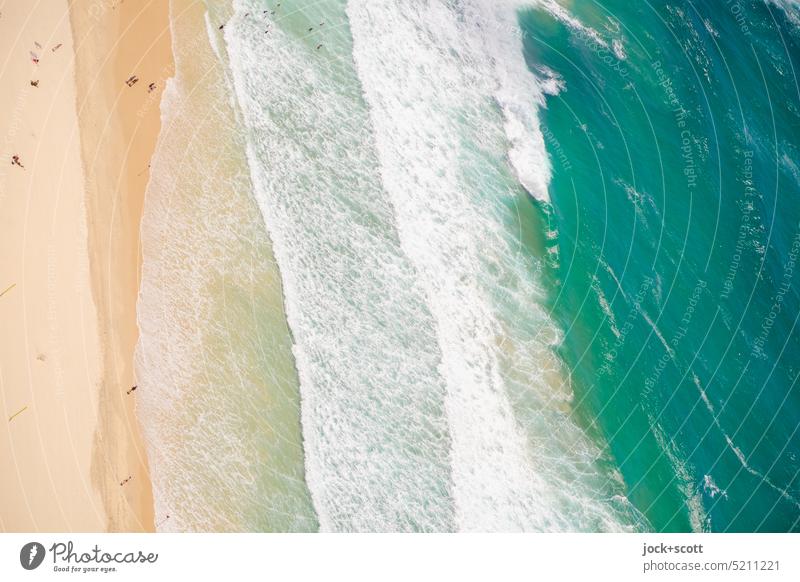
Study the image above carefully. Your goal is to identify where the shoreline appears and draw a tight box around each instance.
[68,0,173,532]
[1,0,174,532]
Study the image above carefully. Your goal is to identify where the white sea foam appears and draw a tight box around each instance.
[347,0,643,531]
[649,416,708,532]
[691,373,800,510]
[533,0,608,47]
[136,0,650,533]
[593,276,621,339]
[223,0,456,531]
[703,474,728,499]
[641,310,675,358]
[473,1,559,203]
[768,0,800,27]
[612,38,627,60]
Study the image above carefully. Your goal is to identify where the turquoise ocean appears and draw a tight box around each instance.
[135,0,800,531]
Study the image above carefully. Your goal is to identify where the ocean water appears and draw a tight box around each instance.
[522,0,800,531]
[136,0,800,532]
[136,0,316,531]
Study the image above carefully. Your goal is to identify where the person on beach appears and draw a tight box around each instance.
[11,155,23,168]
[127,385,137,395]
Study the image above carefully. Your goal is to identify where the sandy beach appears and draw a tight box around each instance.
[0,0,172,532]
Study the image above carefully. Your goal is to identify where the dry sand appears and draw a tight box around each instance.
[0,0,106,532]
[0,0,173,532]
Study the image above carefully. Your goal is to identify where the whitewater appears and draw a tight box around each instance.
[138,0,648,532]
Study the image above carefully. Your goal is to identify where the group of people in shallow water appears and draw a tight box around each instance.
[218,7,326,51]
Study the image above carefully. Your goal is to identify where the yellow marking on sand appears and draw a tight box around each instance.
[0,283,16,298]
[8,406,28,423]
